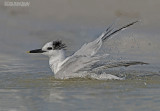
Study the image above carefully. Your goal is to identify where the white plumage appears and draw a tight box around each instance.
[28,21,148,80]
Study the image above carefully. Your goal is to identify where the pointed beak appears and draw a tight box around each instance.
[27,49,46,53]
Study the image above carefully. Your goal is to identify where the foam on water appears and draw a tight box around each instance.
[89,73,124,80]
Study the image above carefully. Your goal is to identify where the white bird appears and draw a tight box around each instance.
[28,21,148,80]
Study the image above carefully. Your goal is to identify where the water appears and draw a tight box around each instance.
[0,38,160,111]
[1,0,160,111]
[0,63,160,111]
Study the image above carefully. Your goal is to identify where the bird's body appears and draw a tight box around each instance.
[28,21,148,80]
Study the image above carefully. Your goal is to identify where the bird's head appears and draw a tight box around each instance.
[27,41,66,57]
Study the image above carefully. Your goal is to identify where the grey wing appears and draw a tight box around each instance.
[57,54,109,74]
[73,21,139,56]
[86,61,148,72]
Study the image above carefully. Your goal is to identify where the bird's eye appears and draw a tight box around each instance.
[47,47,52,50]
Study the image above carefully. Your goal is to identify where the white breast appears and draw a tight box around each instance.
[49,50,66,74]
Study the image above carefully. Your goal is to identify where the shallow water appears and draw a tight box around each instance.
[0,58,160,111]
[1,0,160,110]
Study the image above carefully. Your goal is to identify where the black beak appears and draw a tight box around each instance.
[27,49,46,53]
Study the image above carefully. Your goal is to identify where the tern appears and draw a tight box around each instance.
[28,21,148,80]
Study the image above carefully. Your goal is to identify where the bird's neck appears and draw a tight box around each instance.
[49,50,66,74]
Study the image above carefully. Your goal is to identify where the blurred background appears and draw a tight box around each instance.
[0,0,160,63]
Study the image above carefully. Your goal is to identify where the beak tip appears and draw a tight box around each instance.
[26,51,30,53]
